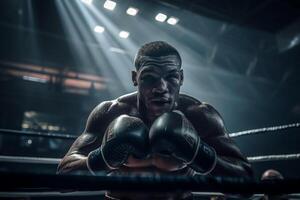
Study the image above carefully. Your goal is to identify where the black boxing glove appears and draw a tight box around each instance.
[149,111,217,174]
[87,115,149,174]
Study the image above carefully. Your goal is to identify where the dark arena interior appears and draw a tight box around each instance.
[0,0,300,199]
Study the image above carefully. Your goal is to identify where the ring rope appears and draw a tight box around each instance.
[0,191,105,197]
[0,191,227,198]
[247,153,300,162]
[1,172,300,194]
[0,191,299,199]
[0,124,300,164]
[0,155,61,164]
[1,122,299,140]
[1,153,300,165]
[229,122,300,137]
[0,128,77,139]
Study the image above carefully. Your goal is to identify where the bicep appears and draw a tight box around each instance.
[57,132,101,174]
[189,103,249,162]
[66,131,101,156]
[204,134,248,162]
[202,119,253,176]
[186,103,253,176]
[66,101,112,156]
[57,101,112,173]
[196,104,248,161]
[205,134,253,177]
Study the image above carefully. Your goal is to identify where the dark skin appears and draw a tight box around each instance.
[57,55,253,187]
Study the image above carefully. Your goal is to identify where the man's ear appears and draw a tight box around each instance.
[131,71,138,86]
[179,69,184,86]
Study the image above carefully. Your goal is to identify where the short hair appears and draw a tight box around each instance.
[134,41,182,70]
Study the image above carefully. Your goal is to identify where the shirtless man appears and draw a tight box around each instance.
[57,41,253,199]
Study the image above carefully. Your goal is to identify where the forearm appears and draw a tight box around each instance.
[190,141,253,178]
[57,154,89,174]
[210,156,253,178]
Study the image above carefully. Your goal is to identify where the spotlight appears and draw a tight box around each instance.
[167,17,178,25]
[126,7,138,16]
[104,0,116,11]
[155,13,167,22]
[119,31,130,39]
[94,25,105,33]
[81,0,93,5]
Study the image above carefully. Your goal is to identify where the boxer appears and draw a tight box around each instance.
[58,41,253,199]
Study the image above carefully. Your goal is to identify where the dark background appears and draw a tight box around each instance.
[0,0,299,179]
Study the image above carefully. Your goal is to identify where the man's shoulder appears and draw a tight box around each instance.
[116,92,137,105]
[178,94,225,137]
[178,94,202,110]
[91,92,137,116]
[86,92,138,132]
[178,93,218,113]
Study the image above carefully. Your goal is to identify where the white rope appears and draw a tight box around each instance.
[0,155,60,164]
[0,122,299,140]
[248,153,300,162]
[0,191,233,198]
[229,122,300,137]
[0,191,299,198]
[0,191,104,197]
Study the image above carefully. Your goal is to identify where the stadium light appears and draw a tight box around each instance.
[155,13,167,22]
[104,0,116,11]
[94,25,105,33]
[126,7,138,16]
[119,31,130,39]
[167,17,178,25]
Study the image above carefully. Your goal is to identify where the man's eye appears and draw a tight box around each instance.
[166,74,179,80]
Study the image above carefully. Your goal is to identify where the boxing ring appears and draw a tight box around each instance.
[0,123,300,199]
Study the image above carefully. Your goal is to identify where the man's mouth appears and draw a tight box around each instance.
[150,98,171,107]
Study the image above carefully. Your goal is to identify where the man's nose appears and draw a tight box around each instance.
[152,78,168,94]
